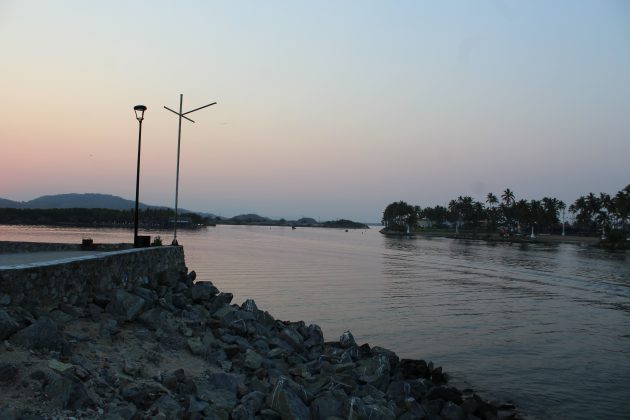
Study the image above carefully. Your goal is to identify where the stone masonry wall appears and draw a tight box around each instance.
[0,246,186,308]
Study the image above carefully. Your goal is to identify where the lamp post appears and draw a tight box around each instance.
[133,105,147,247]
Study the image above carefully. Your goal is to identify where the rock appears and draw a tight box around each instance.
[45,372,93,410]
[241,390,266,413]
[188,395,210,414]
[99,319,121,339]
[231,404,254,420]
[151,394,183,418]
[0,310,19,340]
[163,368,196,395]
[48,309,74,324]
[266,385,309,420]
[202,372,243,395]
[244,349,265,370]
[203,389,238,417]
[106,402,137,420]
[48,359,74,374]
[121,381,169,408]
[0,363,18,383]
[427,386,463,404]
[191,282,219,302]
[132,286,158,304]
[279,327,303,348]
[440,401,466,420]
[398,358,430,379]
[106,289,147,321]
[241,299,258,312]
[339,330,356,348]
[138,308,176,332]
[0,294,11,306]
[207,292,234,313]
[12,317,67,353]
[310,393,345,419]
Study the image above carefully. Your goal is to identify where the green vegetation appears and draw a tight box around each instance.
[382,184,630,238]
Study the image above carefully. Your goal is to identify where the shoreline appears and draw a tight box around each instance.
[0,258,522,419]
[380,228,609,247]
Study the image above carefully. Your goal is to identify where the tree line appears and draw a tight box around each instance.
[0,208,210,228]
[382,184,630,237]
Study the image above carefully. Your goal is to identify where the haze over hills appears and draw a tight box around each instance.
[0,193,213,217]
[0,193,371,226]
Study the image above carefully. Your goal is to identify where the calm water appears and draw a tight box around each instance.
[1,225,629,419]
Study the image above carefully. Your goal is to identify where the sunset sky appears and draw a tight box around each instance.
[1,1,629,222]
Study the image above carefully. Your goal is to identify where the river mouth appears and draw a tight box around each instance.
[2,225,629,419]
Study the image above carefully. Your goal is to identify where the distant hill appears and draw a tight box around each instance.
[24,193,159,210]
[0,198,23,208]
[0,193,217,218]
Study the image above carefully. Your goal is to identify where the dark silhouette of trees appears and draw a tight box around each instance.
[383,184,629,237]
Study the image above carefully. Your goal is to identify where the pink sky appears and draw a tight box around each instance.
[1,1,629,221]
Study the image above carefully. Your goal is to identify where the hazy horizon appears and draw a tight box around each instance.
[1,1,628,222]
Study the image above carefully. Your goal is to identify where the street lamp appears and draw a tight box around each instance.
[133,105,147,247]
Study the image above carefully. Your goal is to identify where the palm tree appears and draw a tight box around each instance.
[501,188,515,206]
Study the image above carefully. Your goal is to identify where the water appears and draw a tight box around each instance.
[1,224,629,419]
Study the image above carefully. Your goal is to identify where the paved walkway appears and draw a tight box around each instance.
[0,251,105,267]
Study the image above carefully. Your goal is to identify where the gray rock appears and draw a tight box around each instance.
[45,372,93,410]
[12,317,67,352]
[231,404,254,420]
[207,292,234,314]
[204,388,238,416]
[0,310,19,340]
[0,363,18,383]
[191,281,219,302]
[0,294,11,306]
[99,319,121,339]
[310,393,345,420]
[132,286,158,304]
[244,349,265,370]
[151,394,183,418]
[241,298,258,312]
[440,401,466,420]
[266,386,309,420]
[106,289,147,321]
[171,293,188,309]
[188,395,210,414]
[105,402,137,420]
[363,403,397,420]
[121,381,169,408]
[339,330,356,348]
[138,308,176,332]
[426,386,463,404]
[241,390,266,413]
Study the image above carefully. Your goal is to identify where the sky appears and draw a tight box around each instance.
[1,1,629,222]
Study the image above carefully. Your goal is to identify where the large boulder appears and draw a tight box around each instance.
[44,372,93,410]
[191,282,219,302]
[266,385,309,420]
[12,317,67,353]
[106,289,147,321]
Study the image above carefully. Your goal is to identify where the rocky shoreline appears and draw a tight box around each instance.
[0,267,521,419]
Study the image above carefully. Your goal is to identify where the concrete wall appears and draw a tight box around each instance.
[0,245,186,308]
[0,241,131,253]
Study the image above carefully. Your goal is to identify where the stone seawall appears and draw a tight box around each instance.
[0,245,185,308]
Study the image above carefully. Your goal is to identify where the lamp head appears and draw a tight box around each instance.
[134,105,147,122]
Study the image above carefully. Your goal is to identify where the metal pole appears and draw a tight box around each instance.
[134,118,143,246]
[173,94,183,245]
